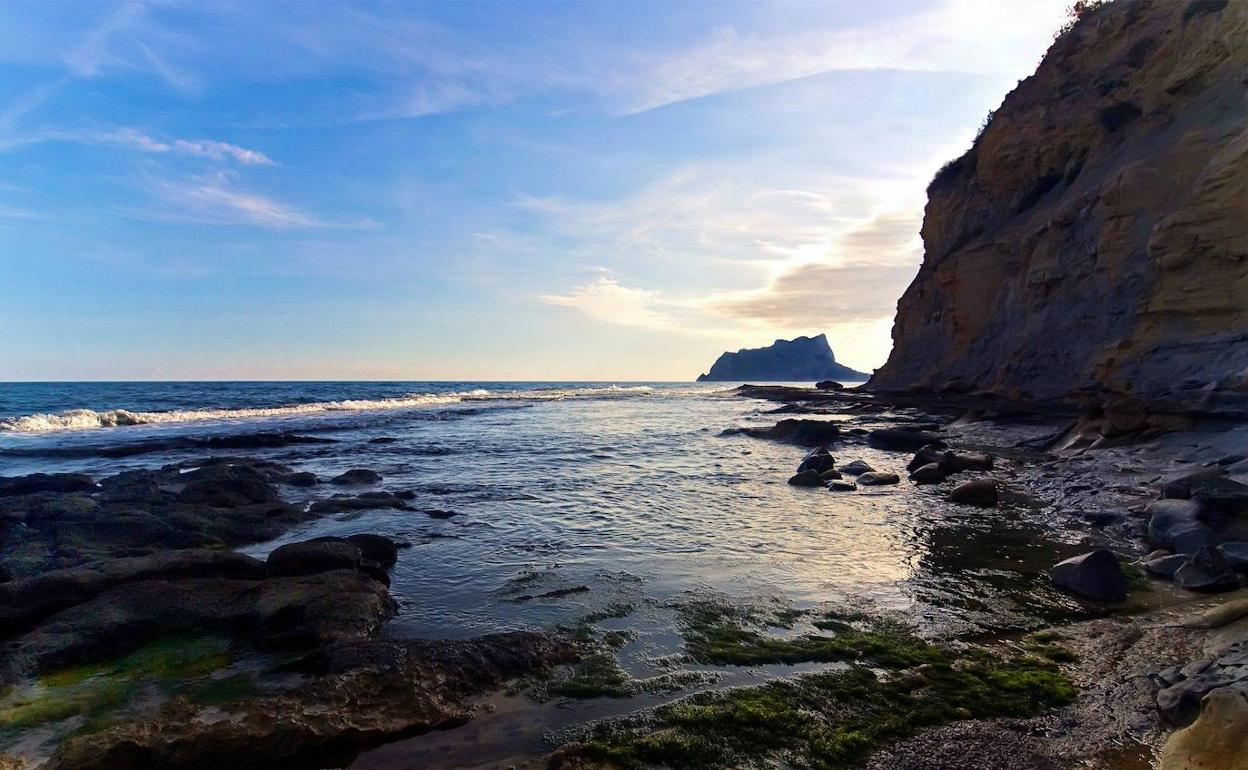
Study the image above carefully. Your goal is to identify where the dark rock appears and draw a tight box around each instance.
[838,459,874,475]
[282,472,319,487]
[796,447,836,475]
[743,419,841,446]
[509,586,591,602]
[1157,670,1239,727]
[1049,549,1127,603]
[309,492,411,514]
[857,472,900,486]
[819,469,843,481]
[196,433,336,450]
[1174,546,1240,592]
[697,334,867,382]
[368,437,399,444]
[1146,499,1204,551]
[868,429,946,452]
[178,464,280,508]
[1215,454,1245,466]
[346,534,400,569]
[788,470,826,487]
[424,509,459,519]
[331,469,383,486]
[949,479,999,507]
[815,380,844,391]
[1163,470,1248,514]
[1218,542,1248,573]
[943,451,995,472]
[908,463,948,484]
[907,444,949,472]
[1143,553,1189,579]
[827,480,857,491]
[267,539,362,577]
[1168,522,1220,556]
[0,473,96,497]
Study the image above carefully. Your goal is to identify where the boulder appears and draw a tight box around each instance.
[1049,549,1127,603]
[942,452,995,472]
[827,480,857,492]
[346,534,400,569]
[796,447,836,475]
[743,419,841,446]
[788,470,826,487]
[1174,546,1240,593]
[281,472,319,487]
[867,429,946,452]
[949,479,999,507]
[908,463,947,484]
[268,539,362,577]
[331,469,383,486]
[815,380,844,391]
[820,469,843,481]
[1159,685,1248,770]
[907,444,949,472]
[1143,554,1189,579]
[178,464,279,508]
[1218,542,1248,573]
[1157,672,1242,728]
[838,460,874,475]
[1147,499,1204,551]
[0,473,96,497]
[857,472,900,486]
[1162,470,1248,514]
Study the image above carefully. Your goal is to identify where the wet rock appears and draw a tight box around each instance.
[909,463,947,484]
[1146,499,1204,552]
[788,470,826,487]
[43,632,574,770]
[267,539,362,577]
[949,479,999,507]
[858,472,901,486]
[196,432,336,450]
[1157,671,1240,727]
[1174,546,1240,593]
[827,480,857,491]
[838,459,874,475]
[907,444,948,472]
[346,534,400,569]
[1159,684,1248,770]
[796,447,836,475]
[815,380,844,391]
[1049,549,1127,603]
[943,452,995,473]
[1143,553,1189,579]
[177,464,280,508]
[1218,542,1248,573]
[743,419,841,446]
[281,471,319,487]
[368,437,399,444]
[424,509,458,519]
[819,469,843,481]
[867,429,946,452]
[0,473,96,497]
[309,491,411,514]
[331,468,383,485]
[510,586,590,602]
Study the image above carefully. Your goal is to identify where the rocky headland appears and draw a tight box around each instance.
[697,333,868,383]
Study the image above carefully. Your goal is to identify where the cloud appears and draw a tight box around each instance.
[63,1,199,91]
[101,128,274,165]
[138,174,332,229]
[540,274,684,330]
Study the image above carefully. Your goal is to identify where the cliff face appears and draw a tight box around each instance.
[697,334,867,382]
[871,0,1248,412]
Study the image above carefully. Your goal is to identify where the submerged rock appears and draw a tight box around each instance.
[331,468,383,485]
[867,429,945,452]
[857,472,900,486]
[742,419,841,446]
[309,491,411,514]
[949,479,999,507]
[1049,549,1127,603]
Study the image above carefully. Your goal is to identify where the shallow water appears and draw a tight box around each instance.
[1,380,1095,766]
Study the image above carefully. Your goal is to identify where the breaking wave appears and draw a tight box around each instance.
[0,385,672,433]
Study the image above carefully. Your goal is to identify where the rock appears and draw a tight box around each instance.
[742,419,841,446]
[908,463,947,484]
[815,380,844,391]
[1157,671,1240,728]
[907,444,948,472]
[1174,546,1240,592]
[867,0,1248,415]
[838,460,874,475]
[788,470,826,487]
[1049,549,1127,603]
[0,473,96,497]
[1168,523,1220,557]
[309,492,411,514]
[942,452,995,472]
[424,509,458,519]
[819,469,843,481]
[1218,542,1248,573]
[857,472,900,486]
[1143,554,1189,579]
[368,437,399,444]
[281,471,319,487]
[1147,499,1204,551]
[178,464,280,508]
[697,334,868,382]
[867,429,945,452]
[42,632,575,770]
[827,480,857,491]
[796,447,836,475]
[346,534,400,569]
[1159,684,1248,770]
[949,479,999,507]
[267,539,362,577]
[331,469,382,485]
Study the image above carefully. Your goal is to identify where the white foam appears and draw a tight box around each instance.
[0,385,694,433]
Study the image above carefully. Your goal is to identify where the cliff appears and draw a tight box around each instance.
[870,0,1248,414]
[697,334,868,382]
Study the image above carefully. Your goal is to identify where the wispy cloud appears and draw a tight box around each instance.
[63,1,199,91]
[137,173,350,229]
[100,128,274,165]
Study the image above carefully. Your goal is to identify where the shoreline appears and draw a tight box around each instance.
[1,385,1246,768]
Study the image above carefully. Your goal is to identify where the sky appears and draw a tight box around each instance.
[0,0,1072,381]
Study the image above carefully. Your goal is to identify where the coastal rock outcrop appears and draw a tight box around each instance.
[869,0,1248,414]
[698,334,867,383]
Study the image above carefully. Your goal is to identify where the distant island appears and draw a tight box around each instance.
[696,333,868,382]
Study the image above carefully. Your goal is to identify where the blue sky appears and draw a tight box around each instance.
[0,0,1070,381]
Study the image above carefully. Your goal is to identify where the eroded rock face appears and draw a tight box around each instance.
[870,1,1248,413]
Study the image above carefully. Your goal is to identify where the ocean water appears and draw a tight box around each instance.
[0,380,1086,644]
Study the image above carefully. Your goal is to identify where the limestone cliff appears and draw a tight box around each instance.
[697,334,867,382]
[870,0,1247,414]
